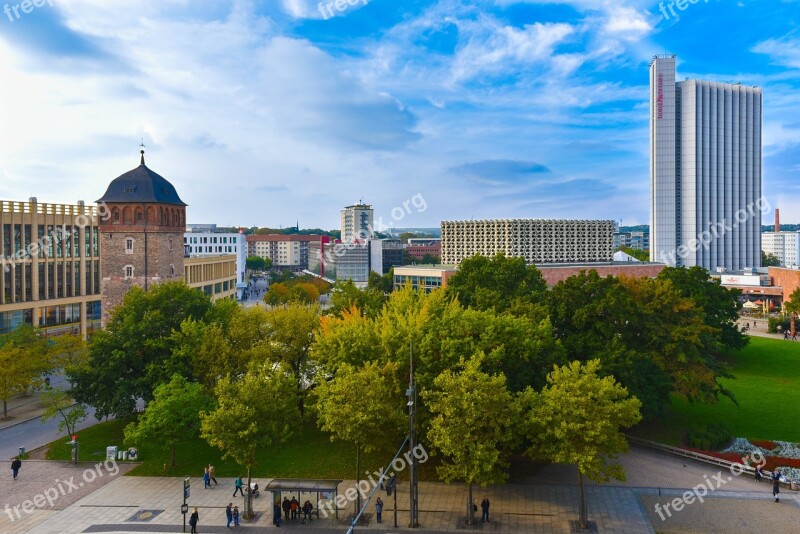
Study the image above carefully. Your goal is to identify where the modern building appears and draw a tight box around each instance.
[405,240,441,261]
[440,219,615,265]
[184,255,238,301]
[762,209,800,267]
[369,239,404,275]
[613,231,649,251]
[341,203,373,242]
[0,198,103,337]
[649,55,762,271]
[393,265,458,292]
[184,228,246,283]
[328,241,370,283]
[246,234,325,271]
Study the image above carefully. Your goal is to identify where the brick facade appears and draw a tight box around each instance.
[537,263,667,286]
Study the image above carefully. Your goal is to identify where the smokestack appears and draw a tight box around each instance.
[776,209,781,233]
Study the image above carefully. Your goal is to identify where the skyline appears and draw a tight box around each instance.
[1,0,798,230]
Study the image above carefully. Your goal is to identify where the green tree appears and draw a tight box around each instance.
[0,325,60,419]
[246,256,270,271]
[784,286,800,315]
[315,361,406,513]
[327,279,386,318]
[40,388,88,439]
[445,254,547,313]
[124,374,213,468]
[264,282,289,305]
[367,269,394,294]
[762,250,781,267]
[201,363,297,518]
[69,281,212,418]
[424,354,518,524]
[520,359,641,530]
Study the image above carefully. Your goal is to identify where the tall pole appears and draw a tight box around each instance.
[407,339,419,528]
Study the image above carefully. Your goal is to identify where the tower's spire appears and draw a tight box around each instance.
[139,139,146,165]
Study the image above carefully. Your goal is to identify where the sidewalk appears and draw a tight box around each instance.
[0,391,51,431]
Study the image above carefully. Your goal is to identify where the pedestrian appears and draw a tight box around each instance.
[203,467,211,489]
[301,500,313,524]
[755,465,763,482]
[773,470,781,502]
[208,464,218,485]
[226,503,233,529]
[10,457,21,480]
[273,502,282,526]
[375,497,384,524]
[189,507,199,534]
[481,496,490,523]
[290,496,299,520]
[233,505,239,527]
[282,496,291,519]
[233,476,244,497]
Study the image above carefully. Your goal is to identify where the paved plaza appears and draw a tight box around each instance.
[1,446,798,533]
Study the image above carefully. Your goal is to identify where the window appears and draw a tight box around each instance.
[125,238,134,254]
[170,264,175,276]
[168,238,173,251]
[124,265,134,279]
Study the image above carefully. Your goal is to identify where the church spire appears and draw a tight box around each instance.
[139,139,146,165]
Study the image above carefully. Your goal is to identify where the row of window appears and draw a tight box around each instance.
[2,224,100,259]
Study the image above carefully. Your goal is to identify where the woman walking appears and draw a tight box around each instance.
[189,508,199,534]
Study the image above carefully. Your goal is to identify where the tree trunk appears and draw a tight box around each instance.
[355,442,362,516]
[578,471,587,529]
[170,445,176,467]
[3,399,7,420]
[244,466,254,519]
[467,482,474,525]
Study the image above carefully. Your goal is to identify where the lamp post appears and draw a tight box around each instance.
[407,340,419,528]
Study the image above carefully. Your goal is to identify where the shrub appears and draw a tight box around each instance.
[685,423,733,450]
[768,317,790,334]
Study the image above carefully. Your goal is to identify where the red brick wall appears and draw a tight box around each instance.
[538,264,666,286]
[769,267,800,303]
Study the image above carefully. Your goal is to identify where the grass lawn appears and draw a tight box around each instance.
[633,336,800,445]
[45,419,438,481]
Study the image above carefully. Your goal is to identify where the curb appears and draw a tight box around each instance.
[0,402,77,432]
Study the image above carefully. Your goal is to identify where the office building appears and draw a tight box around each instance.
[184,227,246,283]
[369,239,404,275]
[246,234,325,270]
[341,203,373,242]
[649,55,762,270]
[440,219,615,265]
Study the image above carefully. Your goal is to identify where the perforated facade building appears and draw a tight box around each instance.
[440,219,615,265]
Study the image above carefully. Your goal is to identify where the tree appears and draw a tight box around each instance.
[520,359,641,530]
[784,286,800,315]
[445,254,547,313]
[201,363,297,518]
[327,279,386,318]
[124,374,213,468]
[40,388,88,438]
[315,361,406,514]
[69,281,212,419]
[368,269,394,294]
[246,256,269,271]
[424,354,518,524]
[0,325,61,419]
[762,250,781,267]
[264,282,289,305]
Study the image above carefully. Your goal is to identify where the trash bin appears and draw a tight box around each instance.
[791,481,798,491]
[18,447,25,457]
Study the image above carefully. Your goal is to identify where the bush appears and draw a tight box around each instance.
[768,317,791,334]
[686,423,733,450]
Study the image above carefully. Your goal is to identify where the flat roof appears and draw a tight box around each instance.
[264,479,341,491]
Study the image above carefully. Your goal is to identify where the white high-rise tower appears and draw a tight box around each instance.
[650,55,762,271]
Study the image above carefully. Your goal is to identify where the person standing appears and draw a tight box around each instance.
[233,505,240,527]
[203,467,211,489]
[273,502,282,526]
[189,508,199,534]
[208,464,218,486]
[755,465,763,482]
[375,497,384,524]
[290,497,299,520]
[773,470,781,502]
[481,497,490,523]
[233,476,244,497]
[226,503,233,529]
[10,457,21,480]
[282,496,291,519]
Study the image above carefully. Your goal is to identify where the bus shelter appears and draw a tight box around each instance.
[265,479,342,519]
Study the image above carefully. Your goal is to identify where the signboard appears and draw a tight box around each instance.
[657,73,663,119]
[184,478,190,499]
[720,275,762,287]
[106,446,118,460]
[181,504,189,514]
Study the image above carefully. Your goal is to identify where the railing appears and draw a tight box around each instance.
[627,435,795,489]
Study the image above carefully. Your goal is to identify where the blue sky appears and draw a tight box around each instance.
[0,0,798,230]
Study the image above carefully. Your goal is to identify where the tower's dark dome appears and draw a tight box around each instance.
[97,152,186,205]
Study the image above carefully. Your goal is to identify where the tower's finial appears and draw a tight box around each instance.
[139,139,146,165]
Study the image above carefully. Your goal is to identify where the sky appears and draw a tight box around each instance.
[0,0,798,231]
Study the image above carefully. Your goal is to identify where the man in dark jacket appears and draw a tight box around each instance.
[481,497,490,523]
[10,457,21,480]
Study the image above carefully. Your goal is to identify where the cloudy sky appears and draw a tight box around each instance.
[0,0,798,230]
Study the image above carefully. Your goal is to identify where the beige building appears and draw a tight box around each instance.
[441,219,615,265]
[185,255,238,301]
[0,198,103,337]
[246,234,324,270]
[341,203,374,242]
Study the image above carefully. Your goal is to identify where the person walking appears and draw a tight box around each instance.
[375,497,384,524]
[233,506,239,527]
[203,467,211,489]
[755,465,764,482]
[208,464,218,486]
[189,508,199,534]
[233,476,244,497]
[10,457,21,480]
[773,470,781,502]
[273,502,282,526]
[481,497,490,523]
[282,496,291,519]
[226,503,233,529]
